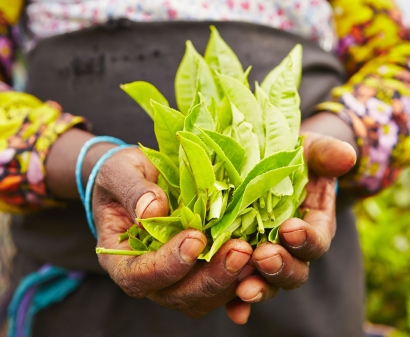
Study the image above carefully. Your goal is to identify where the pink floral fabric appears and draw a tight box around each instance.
[26,0,337,51]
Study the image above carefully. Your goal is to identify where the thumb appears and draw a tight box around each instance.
[303,133,357,178]
[135,188,169,220]
[94,147,169,222]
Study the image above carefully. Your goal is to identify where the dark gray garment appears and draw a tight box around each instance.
[11,21,365,337]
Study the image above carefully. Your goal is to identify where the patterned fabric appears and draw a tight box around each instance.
[7,264,84,337]
[0,92,86,213]
[0,0,23,85]
[316,0,410,196]
[26,0,337,51]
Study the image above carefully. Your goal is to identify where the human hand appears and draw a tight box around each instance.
[231,132,356,319]
[93,147,253,322]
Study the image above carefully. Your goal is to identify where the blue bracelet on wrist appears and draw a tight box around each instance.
[75,136,127,205]
[84,144,137,239]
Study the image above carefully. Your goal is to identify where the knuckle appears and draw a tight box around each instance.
[200,274,226,297]
[160,293,192,312]
[284,268,309,290]
[113,259,148,298]
[154,292,208,319]
[120,276,146,299]
[276,266,295,287]
[309,231,331,259]
[154,253,179,284]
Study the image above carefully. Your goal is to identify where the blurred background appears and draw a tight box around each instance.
[356,168,410,337]
[359,2,410,336]
[1,2,410,337]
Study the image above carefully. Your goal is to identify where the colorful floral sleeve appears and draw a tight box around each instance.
[0,3,87,213]
[318,0,410,196]
[0,1,24,86]
[0,92,87,213]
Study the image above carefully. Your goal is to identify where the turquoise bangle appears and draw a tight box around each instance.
[84,145,138,239]
[75,136,127,205]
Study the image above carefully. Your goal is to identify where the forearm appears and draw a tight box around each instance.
[45,128,118,199]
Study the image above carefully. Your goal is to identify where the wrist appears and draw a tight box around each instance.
[82,141,118,188]
[46,129,118,199]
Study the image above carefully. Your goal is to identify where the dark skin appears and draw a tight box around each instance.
[45,111,357,324]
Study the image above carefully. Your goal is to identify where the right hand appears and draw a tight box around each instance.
[92,146,254,323]
[46,129,254,323]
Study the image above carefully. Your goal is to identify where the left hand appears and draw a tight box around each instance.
[225,132,357,324]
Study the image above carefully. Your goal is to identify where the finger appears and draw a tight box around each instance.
[303,134,356,178]
[94,147,169,221]
[151,239,252,317]
[252,242,309,290]
[225,298,251,325]
[236,275,279,303]
[279,176,336,261]
[97,229,207,298]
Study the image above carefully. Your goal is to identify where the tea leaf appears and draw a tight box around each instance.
[139,144,180,189]
[271,177,294,197]
[231,104,260,177]
[205,25,244,97]
[175,41,218,114]
[212,162,302,238]
[256,83,293,157]
[139,217,182,243]
[177,132,215,195]
[215,96,232,133]
[218,74,264,152]
[181,205,195,229]
[121,81,169,119]
[152,101,185,166]
[268,58,301,148]
[184,93,215,135]
[180,161,197,207]
[200,231,232,262]
[260,44,302,93]
[196,127,244,187]
[128,236,148,251]
[227,147,304,213]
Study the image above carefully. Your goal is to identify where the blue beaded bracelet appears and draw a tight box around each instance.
[84,145,138,239]
[75,136,127,205]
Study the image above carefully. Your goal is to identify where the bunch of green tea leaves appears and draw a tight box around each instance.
[96,26,308,262]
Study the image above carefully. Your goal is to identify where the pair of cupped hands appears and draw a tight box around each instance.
[51,118,356,325]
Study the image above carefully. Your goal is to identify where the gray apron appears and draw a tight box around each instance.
[11,21,365,337]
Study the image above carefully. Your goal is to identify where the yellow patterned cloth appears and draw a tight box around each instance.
[0,92,86,213]
[317,0,410,195]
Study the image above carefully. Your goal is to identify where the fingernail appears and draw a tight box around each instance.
[281,229,307,248]
[179,238,206,262]
[225,250,251,273]
[238,265,255,281]
[243,292,262,303]
[135,192,156,218]
[255,254,283,275]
